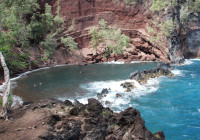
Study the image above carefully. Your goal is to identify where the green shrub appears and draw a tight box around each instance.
[180,5,190,24]
[0,45,28,69]
[149,36,155,43]
[0,93,13,106]
[161,20,174,37]
[8,93,13,106]
[40,33,57,59]
[0,0,77,66]
[88,19,129,55]
[147,26,154,34]
[68,19,75,31]
[0,98,2,106]
[150,0,169,12]
[88,26,100,49]
[102,111,107,115]
[125,0,138,4]
[61,36,77,50]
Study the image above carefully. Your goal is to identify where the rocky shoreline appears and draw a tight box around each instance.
[0,98,165,140]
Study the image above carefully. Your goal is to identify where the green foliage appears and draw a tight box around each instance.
[84,109,89,113]
[125,0,138,4]
[68,19,75,31]
[89,19,129,55]
[187,0,200,12]
[0,98,2,106]
[147,26,154,34]
[171,0,176,7]
[0,0,39,47]
[8,92,13,106]
[180,5,190,24]
[161,20,174,37]
[99,19,107,30]
[40,33,57,59]
[0,92,13,106]
[150,0,169,12]
[42,3,54,31]
[88,26,100,49]
[102,111,107,115]
[0,0,77,68]
[61,36,77,50]
[0,45,28,69]
[114,123,119,129]
[149,36,154,43]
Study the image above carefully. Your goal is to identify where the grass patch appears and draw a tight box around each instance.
[0,98,2,106]
[0,93,12,106]
[8,93,13,106]
[102,111,107,116]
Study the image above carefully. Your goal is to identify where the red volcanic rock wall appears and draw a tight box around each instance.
[45,0,169,63]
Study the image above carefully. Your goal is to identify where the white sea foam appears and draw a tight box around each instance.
[78,78,161,108]
[190,74,196,78]
[171,69,185,77]
[198,109,200,113]
[191,58,200,61]
[11,95,23,107]
[183,59,194,65]
[11,64,73,81]
[103,60,156,64]
[103,61,125,64]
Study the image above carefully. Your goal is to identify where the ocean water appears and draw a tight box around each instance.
[10,60,200,139]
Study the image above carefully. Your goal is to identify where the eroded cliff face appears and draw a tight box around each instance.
[43,0,170,64]
[182,13,200,59]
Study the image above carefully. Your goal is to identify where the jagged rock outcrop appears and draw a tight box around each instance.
[157,62,174,71]
[185,29,200,58]
[181,11,200,59]
[130,64,174,84]
[97,88,109,100]
[163,4,185,64]
[167,31,185,64]
[36,98,165,140]
[120,82,135,92]
[0,98,165,140]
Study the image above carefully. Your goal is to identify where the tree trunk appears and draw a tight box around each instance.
[0,50,11,120]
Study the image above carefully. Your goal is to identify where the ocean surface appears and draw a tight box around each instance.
[9,60,200,139]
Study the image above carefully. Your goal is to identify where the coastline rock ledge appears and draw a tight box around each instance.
[0,98,165,140]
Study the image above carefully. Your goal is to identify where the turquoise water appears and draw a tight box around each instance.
[137,60,200,140]
[12,60,200,139]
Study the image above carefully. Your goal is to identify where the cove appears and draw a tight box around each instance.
[12,60,200,140]
[12,62,157,102]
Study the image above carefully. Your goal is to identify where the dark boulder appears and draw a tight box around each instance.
[39,98,165,140]
[157,62,173,70]
[87,98,104,117]
[154,131,165,140]
[120,82,135,89]
[167,31,185,64]
[97,88,109,100]
[130,67,174,84]
[120,82,135,92]
[64,100,74,107]
[116,93,122,98]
